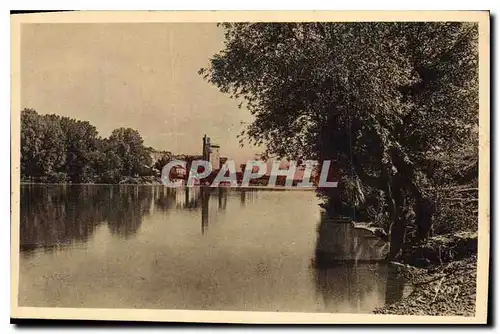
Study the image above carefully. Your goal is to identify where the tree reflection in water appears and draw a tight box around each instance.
[19,186,409,312]
[313,214,409,312]
[20,185,110,254]
[20,185,258,255]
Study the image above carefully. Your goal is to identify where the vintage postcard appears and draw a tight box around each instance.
[10,11,490,324]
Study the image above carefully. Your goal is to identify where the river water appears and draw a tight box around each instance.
[18,184,410,313]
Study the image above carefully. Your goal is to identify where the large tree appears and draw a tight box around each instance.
[20,109,66,179]
[107,127,152,177]
[57,115,100,183]
[200,22,478,259]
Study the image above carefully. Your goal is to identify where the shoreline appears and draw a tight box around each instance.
[374,231,478,316]
[374,255,477,316]
[19,182,318,190]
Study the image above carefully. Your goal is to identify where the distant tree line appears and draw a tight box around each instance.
[20,108,170,184]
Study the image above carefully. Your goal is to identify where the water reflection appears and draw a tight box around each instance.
[314,214,389,265]
[106,186,153,238]
[20,185,109,253]
[384,264,407,305]
[20,185,257,255]
[313,215,409,311]
[19,185,408,312]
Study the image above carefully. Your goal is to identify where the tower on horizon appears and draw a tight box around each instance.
[202,134,222,170]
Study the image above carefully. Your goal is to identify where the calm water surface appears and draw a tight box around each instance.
[19,185,409,313]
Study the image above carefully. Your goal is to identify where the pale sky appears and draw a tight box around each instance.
[21,23,260,164]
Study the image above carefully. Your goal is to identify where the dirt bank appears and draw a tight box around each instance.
[374,230,478,316]
[375,255,477,316]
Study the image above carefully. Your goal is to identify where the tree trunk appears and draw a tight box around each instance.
[415,197,436,243]
[389,146,436,245]
[388,217,406,260]
[383,166,407,260]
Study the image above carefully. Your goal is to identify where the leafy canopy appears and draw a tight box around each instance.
[200,22,478,189]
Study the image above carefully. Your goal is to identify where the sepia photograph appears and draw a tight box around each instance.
[10,11,490,324]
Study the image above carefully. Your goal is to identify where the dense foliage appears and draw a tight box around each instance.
[200,22,479,259]
[20,109,155,184]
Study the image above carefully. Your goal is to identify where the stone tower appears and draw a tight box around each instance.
[202,134,210,161]
[202,135,221,170]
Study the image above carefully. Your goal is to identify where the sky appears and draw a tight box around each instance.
[21,23,260,165]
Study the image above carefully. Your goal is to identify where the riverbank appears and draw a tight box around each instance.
[20,178,319,189]
[20,176,164,185]
[374,231,478,316]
